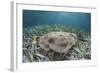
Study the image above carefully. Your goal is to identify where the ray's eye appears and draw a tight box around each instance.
[70,33,77,39]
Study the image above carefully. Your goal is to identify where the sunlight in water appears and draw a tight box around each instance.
[22,10,91,63]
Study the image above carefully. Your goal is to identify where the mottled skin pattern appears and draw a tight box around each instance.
[33,32,77,53]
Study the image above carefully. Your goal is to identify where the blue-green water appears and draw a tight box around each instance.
[23,10,91,62]
[23,10,91,32]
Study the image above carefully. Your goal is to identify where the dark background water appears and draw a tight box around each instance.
[23,10,91,32]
